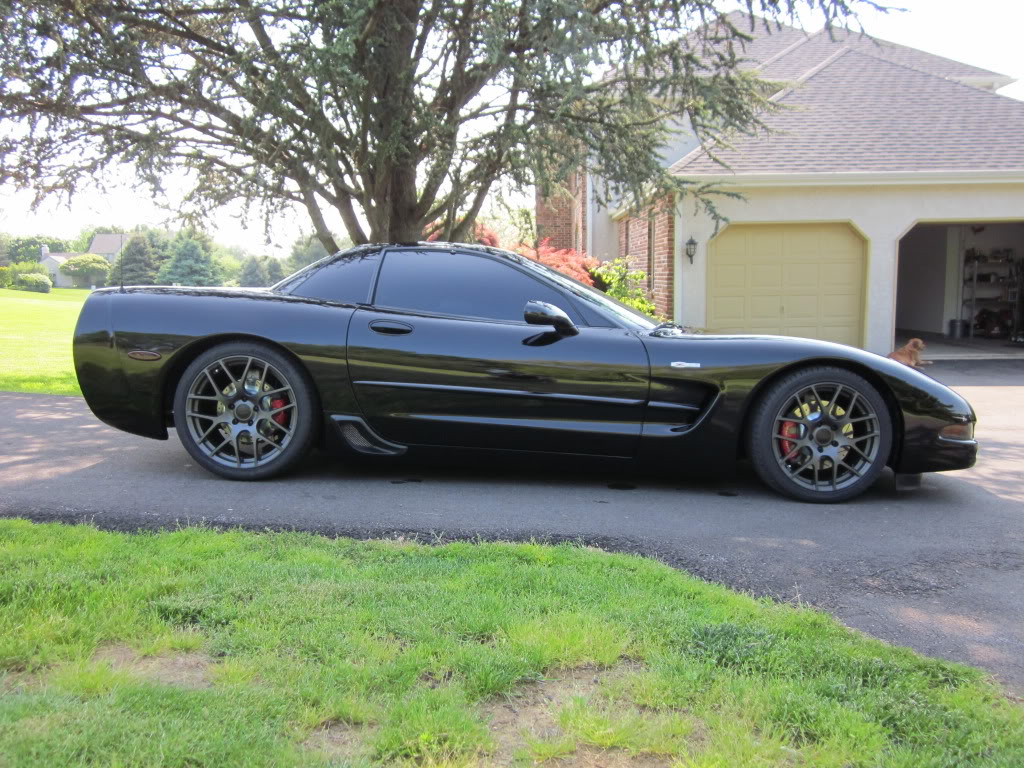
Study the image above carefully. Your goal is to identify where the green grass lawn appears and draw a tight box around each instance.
[0,287,89,395]
[1,521,1021,767]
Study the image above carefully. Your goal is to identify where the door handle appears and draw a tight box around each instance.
[369,320,414,335]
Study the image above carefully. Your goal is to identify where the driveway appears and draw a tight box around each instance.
[2,360,1022,693]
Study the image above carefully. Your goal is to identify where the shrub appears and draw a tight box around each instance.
[0,266,9,288]
[515,238,598,286]
[591,257,658,317]
[15,272,52,293]
[60,253,111,287]
[8,260,47,286]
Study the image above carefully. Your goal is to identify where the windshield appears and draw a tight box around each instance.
[506,251,658,330]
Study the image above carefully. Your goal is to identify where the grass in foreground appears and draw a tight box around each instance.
[0,520,1021,767]
[0,287,88,395]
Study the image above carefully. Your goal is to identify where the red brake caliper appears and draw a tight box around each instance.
[270,398,289,426]
[780,420,800,459]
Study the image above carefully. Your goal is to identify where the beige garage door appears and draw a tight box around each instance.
[707,223,866,347]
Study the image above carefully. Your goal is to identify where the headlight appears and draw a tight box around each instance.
[939,422,975,441]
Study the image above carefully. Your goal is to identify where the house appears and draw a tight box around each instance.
[537,12,1024,356]
[38,246,84,288]
[88,232,131,263]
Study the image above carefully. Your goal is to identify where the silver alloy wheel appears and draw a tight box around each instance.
[183,354,297,470]
[771,381,882,493]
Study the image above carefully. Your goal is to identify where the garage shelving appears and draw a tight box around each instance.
[962,248,1021,340]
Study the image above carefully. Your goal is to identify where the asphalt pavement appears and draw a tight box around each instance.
[2,360,1022,694]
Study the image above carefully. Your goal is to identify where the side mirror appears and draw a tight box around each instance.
[524,300,579,336]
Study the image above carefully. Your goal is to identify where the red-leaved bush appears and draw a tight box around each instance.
[424,221,501,248]
[515,238,598,286]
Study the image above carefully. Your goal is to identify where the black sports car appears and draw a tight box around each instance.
[73,242,977,502]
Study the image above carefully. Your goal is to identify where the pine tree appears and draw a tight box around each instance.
[287,233,332,273]
[239,256,269,287]
[112,235,158,285]
[264,257,285,284]
[156,236,220,286]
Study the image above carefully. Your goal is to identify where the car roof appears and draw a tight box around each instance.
[341,241,517,259]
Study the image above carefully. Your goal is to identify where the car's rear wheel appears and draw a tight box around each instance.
[748,367,892,503]
[173,342,318,480]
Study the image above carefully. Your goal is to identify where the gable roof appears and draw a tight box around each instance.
[671,13,1024,178]
[88,232,131,255]
[40,252,82,264]
[718,11,1011,87]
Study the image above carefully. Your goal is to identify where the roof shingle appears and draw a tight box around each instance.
[672,46,1024,175]
[88,233,131,255]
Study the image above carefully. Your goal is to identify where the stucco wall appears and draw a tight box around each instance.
[675,182,1024,355]
[39,257,73,288]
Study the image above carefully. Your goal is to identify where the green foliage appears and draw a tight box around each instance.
[156,234,221,286]
[591,258,658,317]
[238,256,269,287]
[0,2,871,246]
[0,266,10,288]
[287,233,342,274]
[59,253,111,287]
[141,227,175,267]
[14,272,52,293]
[7,260,48,285]
[264,256,285,284]
[211,243,251,285]
[111,235,159,286]
[5,236,71,263]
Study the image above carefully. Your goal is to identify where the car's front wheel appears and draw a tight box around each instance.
[748,367,893,503]
[173,342,318,480]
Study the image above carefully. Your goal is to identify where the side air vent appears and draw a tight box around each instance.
[331,415,407,456]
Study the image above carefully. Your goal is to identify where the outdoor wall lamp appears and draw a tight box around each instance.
[685,237,698,264]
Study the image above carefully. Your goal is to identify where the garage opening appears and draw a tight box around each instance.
[895,222,1024,359]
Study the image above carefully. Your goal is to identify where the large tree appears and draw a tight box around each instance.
[111,234,160,286]
[239,255,269,287]
[264,256,286,284]
[156,234,220,286]
[0,1,875,249]
[6,236,72,263]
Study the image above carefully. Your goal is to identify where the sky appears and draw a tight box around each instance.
[0,0,1021,258]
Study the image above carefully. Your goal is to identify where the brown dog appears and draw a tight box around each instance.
[889,338,932,367]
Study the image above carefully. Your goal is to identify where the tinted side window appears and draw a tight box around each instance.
[288,251,381,304]
[374,250,577,323]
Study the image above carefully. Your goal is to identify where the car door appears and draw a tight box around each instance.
[346,247,650,457]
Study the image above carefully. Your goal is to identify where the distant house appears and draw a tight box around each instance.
[537,12,1024,355]
[38,246,84,288]
[88,233,132,263]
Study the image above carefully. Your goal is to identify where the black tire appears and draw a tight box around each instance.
[748,366,893,503]
[172,341,319,480]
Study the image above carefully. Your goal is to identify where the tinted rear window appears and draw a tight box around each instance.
[288,250,381,304]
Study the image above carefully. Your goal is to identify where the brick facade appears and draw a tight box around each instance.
[535,172,586,252]
[615,196,675,318]
[536,176,674,319]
